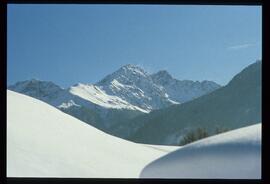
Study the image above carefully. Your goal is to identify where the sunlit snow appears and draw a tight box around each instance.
[7,90,260,178]
[140,123,261,179]
[7,90,177,177]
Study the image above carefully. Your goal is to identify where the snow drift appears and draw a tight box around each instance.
[7,90,179,178]
[140,123,261,179]
[7,90,261,179]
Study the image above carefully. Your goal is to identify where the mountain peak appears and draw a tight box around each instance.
[119,64,147,76]
[150,70,173,85]
[8,79,64,98]
[96,64,149,86]
[121,64,138,69]
[228,61,261,87]
[16,79,61,87]
[152,70,173,79]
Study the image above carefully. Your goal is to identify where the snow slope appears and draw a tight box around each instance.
[69,83,149,113]
[140,123,261,179]
[7,90,179,178]
[7,90,260,179]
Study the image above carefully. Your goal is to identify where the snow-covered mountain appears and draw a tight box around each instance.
[8,79,67,106]
[8,79,148,113]
[7,90,260,178]
[151,70,220,103]
[95,64,180,112]
[96,64,220,111]
[8,64,220,138]
[9,64,220,113]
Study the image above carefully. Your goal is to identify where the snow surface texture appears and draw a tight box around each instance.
[7,90,179,178]
[7,90,260,178]
[140,123,261,179]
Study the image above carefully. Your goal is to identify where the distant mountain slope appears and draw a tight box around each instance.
[151,70,220,103]
[128,61,261,145]
[8,64,220,139]
[140,123,261,179]
[8,79,69,106]
[7,90,179,178]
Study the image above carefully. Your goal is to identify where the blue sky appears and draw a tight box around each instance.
[7,4,262,88]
